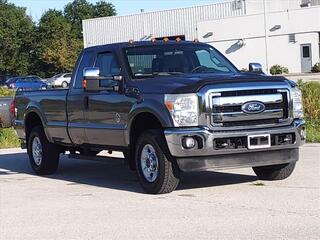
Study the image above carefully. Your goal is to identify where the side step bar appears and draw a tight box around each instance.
[67,153,125,164]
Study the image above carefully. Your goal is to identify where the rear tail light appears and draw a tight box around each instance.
[10,101,15,117]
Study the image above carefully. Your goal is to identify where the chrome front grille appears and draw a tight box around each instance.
[208,88,291,129]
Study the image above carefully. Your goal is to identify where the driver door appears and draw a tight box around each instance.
[84,51,128,146]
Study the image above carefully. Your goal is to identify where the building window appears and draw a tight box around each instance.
[302,46,310,58]
[289,34,296,43]
[232,0,243,10]
[301,0,320,7]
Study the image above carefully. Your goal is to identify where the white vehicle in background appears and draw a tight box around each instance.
[47,73,72,88]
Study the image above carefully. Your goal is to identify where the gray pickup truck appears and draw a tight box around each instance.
[14,41,305,194]
[0,97,14,128]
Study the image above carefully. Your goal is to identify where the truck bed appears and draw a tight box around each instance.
[15,89,70,143]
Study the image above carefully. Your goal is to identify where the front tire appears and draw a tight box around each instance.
[135,130,180,194]
[62,81,68,88]
[28,126,60,175]
[253,162,296,181]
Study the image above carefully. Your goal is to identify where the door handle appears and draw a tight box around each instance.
[83,95,89,109]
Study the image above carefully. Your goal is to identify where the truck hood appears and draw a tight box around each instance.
[131,72,295,94]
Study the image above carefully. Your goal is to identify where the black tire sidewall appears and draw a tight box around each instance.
[135,132,169,194]
[27,126,59,175]
[28,129,43,172]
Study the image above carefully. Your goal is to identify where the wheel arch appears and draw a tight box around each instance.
[125,108,169,170]
[24,108,52,143]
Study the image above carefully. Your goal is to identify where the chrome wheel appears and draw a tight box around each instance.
[32,137,43,166]
[62,82,68,88]
[140,144,159,183]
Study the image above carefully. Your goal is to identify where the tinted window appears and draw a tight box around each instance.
[19,78,29,83]
[53,74,63,78]
[302,46,310,58]
[6,78,16,84]
[196,50,230,72]
[95,52,121,87]
[74,50,95,89]
[65,74,72,78]
[30,77,41,82]
[125,44,238,79]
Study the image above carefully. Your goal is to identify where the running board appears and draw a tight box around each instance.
[67,153,125,164]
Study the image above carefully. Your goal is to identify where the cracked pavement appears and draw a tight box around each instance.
[0,144,319,240]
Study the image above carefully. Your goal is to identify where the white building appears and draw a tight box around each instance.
[83,0,320,73]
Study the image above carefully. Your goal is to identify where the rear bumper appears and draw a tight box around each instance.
[164,119,305,171]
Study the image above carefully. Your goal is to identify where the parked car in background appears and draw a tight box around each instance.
[0,75,15,86]
[46,73,72,88]
[6,76,47,91]
[0,97,14,128]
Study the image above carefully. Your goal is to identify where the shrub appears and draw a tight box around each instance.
[270,64,289,75]
[311,62,320,73]
[0,86,15,97]
[298,80,320,143]
[0,128,20,149]
[298,80,320,120]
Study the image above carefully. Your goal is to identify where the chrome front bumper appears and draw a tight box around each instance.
[164,120,305,171]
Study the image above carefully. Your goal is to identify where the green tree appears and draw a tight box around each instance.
[94,0,116,18]
[64,0,94,38]
[64,0,116,38]
[35,10,82,77]
[0,0,35,75]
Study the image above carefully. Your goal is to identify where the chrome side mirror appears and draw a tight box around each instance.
[83,67,100,79]
[249,63,263,73]
[83,67,122,92]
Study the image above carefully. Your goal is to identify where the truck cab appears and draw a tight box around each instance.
[14,40,305,194]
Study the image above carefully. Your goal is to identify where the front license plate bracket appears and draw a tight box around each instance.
[247,134,271,150]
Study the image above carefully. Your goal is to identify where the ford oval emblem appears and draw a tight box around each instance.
[241,101,265,114]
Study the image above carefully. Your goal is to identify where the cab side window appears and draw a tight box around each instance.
[95,52,121,87]
[74,50,95,89]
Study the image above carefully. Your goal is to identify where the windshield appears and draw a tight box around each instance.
[125,44,238,79]
[52,74,63,78]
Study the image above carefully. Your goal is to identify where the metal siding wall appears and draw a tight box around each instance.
[83,0,246,47]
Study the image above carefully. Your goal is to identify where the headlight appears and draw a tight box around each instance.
[165,94,199,127]
[292,88,304,119]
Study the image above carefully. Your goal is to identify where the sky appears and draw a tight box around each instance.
[9,0,223,22]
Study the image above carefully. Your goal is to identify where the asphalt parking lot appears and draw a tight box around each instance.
[0,145,319,240]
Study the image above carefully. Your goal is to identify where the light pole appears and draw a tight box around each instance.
[263,0,269,74]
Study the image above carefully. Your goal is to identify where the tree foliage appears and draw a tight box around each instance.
[64,0,116,38]
[0,0,116,77]
[0,0,35,75]
[35,10,82,76]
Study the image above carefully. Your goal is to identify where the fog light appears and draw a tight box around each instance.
[182,137,196,149]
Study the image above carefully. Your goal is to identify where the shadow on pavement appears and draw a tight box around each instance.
[0,152,257,193]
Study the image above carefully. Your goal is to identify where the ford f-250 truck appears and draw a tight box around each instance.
[14,40,306,194]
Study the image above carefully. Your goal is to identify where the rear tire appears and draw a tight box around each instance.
[253,162,296,181]
[135,130,180,194]
[27,126,60,175]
